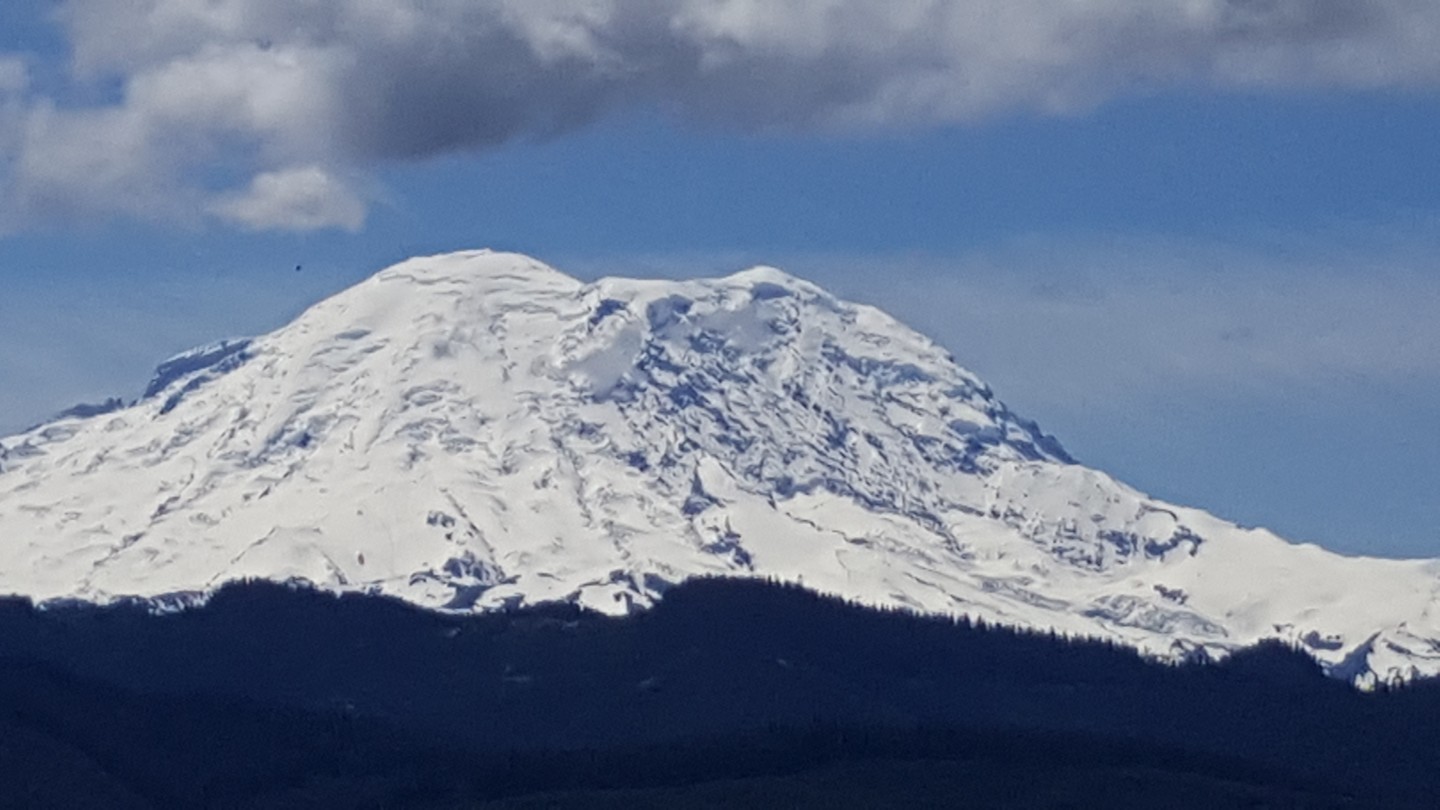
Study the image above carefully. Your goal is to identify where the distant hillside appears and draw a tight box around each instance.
[2,578,1438,806]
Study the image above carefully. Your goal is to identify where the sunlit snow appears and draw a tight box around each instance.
[2,250,1437,685]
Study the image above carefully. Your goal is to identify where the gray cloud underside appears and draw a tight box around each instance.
[3,0,1440,231]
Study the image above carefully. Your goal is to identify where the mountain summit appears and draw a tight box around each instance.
[2,250,1437,683]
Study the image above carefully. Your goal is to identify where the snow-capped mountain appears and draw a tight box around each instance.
[2,250,1438,684]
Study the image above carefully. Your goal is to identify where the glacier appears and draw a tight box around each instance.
[1,249,1437,685]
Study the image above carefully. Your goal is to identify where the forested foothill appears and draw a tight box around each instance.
[2,577,1436,808]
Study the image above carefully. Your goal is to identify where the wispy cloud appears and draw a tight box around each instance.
[4,0,1440,231]
[559,225,1440,420]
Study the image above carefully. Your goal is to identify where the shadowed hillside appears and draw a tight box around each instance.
[2,577,1438,807]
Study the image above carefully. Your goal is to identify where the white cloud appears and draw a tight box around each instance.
[210,166,366,232]
[3,0,1440,231]
[4,102,197,228]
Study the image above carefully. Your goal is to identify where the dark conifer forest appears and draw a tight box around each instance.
[2,577,1437,807]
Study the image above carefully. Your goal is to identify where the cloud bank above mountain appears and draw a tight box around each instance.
[3,0,1440,231]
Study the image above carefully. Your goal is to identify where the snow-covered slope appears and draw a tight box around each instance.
[2,250,1437,684]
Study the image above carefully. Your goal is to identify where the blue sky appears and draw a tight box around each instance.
[1,1,1438,557]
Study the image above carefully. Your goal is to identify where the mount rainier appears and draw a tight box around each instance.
[2,250,1437,685]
